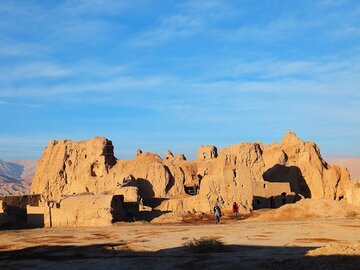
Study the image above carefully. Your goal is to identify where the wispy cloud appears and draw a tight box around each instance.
[0,1,127,53]
[228,15,328,43]
[0,99,41,109]
[321,0,348,6]
[129,0,236,46]
[1,56,360,100]
[199,57,360,81]
[0,38,48,57]
[332,26,360,37]
[0,73,168,97]
[58,0,130,15]
[0,62,71,81]
[130,15,206,46]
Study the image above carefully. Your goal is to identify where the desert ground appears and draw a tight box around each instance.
[1,206,359,270]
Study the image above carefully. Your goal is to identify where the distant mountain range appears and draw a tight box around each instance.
[0,159,37,196]
[329,158,360,180]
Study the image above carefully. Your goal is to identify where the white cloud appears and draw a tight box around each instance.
[129,0,236,46]
[321,0,348,6]
[0,62,71,81]
[130,14,206,46]
[0,73,168,97]
[58,0,130,15]
[1,56,360,104]
[229,16,324,42]
[0,38,48,57]
[332,26,360,37]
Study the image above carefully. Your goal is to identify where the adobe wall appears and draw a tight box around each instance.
[27,205,46,227]
[252,182,297,209]
[252,182,292,197]
[44,195,124,227]
[0,194,43,227]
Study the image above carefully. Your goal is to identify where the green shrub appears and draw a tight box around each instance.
[183,237,227,253]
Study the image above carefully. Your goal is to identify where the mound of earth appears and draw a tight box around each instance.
[150,212,185,224]
[307,244,360,256]
[249,199,360,222]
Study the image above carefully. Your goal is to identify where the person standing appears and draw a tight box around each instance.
[232,202,239,220]
[213,204,221,224]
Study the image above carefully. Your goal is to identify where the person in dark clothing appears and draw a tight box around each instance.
[213,204,221,224]
[232,202,239,220]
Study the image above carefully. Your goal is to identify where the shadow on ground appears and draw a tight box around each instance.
[0,242,359,270]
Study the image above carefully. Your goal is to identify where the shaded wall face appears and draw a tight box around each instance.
[110,195,125,222]
[262,164,311,198]
[27,206,45,228]
[252,194,297,210]
[252,181,297,210]
[0,195,43,228]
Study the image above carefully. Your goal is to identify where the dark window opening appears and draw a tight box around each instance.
[184,185,199,196]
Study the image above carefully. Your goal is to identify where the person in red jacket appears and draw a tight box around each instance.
[232,202,239,220]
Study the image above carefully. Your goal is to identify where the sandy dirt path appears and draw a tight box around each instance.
[0,218,359,269]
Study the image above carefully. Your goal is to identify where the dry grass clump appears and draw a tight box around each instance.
[345,211,359,218]
[183,237,227,253]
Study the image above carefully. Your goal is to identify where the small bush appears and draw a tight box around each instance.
[346,211,358,218]
[183,237,227,253]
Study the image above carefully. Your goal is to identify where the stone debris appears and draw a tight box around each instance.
[165,150,174,159]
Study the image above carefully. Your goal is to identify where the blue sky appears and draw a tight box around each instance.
[0,0,359,160]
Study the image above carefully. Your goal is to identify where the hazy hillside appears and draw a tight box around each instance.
[329,158,360,180]
[0,159,37,196]
[9,160,37,185]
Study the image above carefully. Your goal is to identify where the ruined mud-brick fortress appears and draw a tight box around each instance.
[1,131,359,228]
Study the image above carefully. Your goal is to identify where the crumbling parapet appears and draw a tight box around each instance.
[197,145,218,161]
[165,150,174,159]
